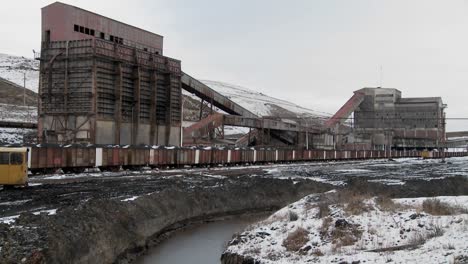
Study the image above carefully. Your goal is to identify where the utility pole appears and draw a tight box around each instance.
[306,128,309,150]
[23,72,26,106]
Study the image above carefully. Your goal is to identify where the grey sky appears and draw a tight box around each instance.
[1,0,467,131]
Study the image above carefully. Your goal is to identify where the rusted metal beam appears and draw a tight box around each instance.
[325,91,365,129]
[90,54,97,144]
[114,62,123,144]
[181,72,257,118]
[224,115,320,133]
[165,72,172,146]
[0,121,37,129]
[199,99,204,120]
[64,41,69,115]
[446,131,468,138]
[149,70,157,145]
[132,65,141,145]
[183,113,224,140]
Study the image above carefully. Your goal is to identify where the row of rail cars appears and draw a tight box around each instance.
[24,146,467,174]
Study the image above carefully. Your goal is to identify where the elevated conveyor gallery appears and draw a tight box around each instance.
[181,73,257,118]
[324,91,365,129]
[181,73,323,146]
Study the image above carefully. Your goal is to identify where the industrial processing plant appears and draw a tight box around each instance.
[10,1,463,152]
[2,2,468,264]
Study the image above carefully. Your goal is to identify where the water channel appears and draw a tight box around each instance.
[136,215,264,264]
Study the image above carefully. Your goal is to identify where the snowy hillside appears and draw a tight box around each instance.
[201,80,331,120]
[224,191,468,263]
[0,53,39,92]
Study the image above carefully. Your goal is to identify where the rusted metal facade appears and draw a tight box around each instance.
[41,2,163,54]
[39,2,182,145]
[340,88,446,149]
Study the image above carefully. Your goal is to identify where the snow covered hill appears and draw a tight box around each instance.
[201,80,331,121]
[0,53,39,92]
[224,191,468,264]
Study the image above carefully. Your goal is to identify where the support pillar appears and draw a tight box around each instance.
[165,73,172,145]
[149,70,157,145]
[114,62,123,145]
[132,66,141,145]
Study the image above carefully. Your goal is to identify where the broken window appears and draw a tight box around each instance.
[45,30,51,43]
[0,153,8,165]
[100,32,105,39]
[79,26,84,33]
[110,35,114,42]
[10,153,23,165]
[85,28,90,35]
[74,24,79,32]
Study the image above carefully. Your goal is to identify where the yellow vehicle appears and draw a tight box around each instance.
[421,150,432,159]
[0,147,28,188]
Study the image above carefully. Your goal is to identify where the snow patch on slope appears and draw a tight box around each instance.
[201,80,330,119]
[224,194,468,263]
[0,53,39,92]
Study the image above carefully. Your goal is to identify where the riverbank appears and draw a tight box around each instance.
[136,214,266,264]
[221,179,468,264]
[0,176,332,264]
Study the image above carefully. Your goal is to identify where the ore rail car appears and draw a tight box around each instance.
[17,145,467,175]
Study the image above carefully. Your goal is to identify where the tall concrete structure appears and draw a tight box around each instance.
[38,2,182,145]
[346,88,446,149]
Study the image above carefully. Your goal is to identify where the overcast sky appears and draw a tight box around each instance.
[1,0,468,131]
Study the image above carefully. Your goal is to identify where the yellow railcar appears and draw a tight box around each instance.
[421,150,432,159]
[0,147,28,187]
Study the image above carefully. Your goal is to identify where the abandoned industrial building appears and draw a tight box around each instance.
[331,88,446,150]
[37,2,447,150]
[38,2,180,145]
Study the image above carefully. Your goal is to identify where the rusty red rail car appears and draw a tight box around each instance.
[23,146,467,174]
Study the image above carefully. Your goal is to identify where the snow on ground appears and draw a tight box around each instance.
[224,126,250,136]
[0,200,32,206]
[224,193,468,263]
[367,179,406,185]
[121,196,140,202]
[395,196,468,210]
[263,156,468,186]
[201,80,330,119]
[41,170,149,180]
[0,127,36,144]
[0,53,39,92]
[33,156,468,186]
[0,103,37,144]
[0,103,37,123]
[200,174,228,179]
[0,209,57,225]
[335,169,372,173]
[0,215,20,225]
[32,208,57,216]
